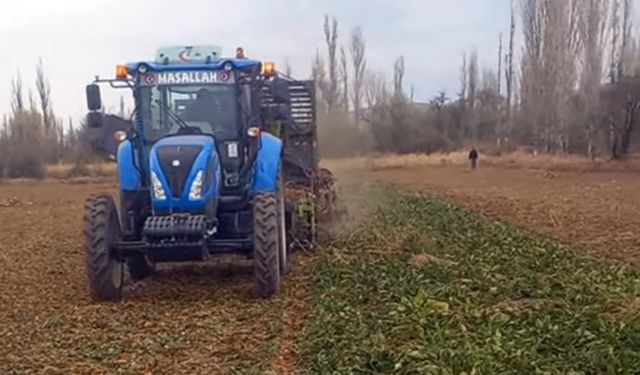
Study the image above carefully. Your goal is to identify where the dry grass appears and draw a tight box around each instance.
[364,151,640,173]
[42,151,640,181]
[46,162,117,179]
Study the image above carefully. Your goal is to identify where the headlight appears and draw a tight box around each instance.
[189,170,204,200]
[151,171,166,200]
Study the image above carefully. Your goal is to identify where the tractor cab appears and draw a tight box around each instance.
[82,45,323,301]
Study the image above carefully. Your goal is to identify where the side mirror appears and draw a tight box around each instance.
[86,111,104,128]
[270,77,290,104]
[86,84,102,111]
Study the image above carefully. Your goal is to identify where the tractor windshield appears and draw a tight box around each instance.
[139,83,242,142]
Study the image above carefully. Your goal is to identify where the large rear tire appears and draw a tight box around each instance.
[253,192,281,298]
[84,194,123,301]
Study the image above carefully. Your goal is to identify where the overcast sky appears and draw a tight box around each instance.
[0,0,513,124]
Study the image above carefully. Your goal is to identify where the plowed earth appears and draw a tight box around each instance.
[370,164,640,265]
[0,179,312,374]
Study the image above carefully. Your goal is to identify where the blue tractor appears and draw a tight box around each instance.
[83,45,323,300]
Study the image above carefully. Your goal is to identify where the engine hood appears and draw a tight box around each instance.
[154,134,215,148]
[149,135,221,214]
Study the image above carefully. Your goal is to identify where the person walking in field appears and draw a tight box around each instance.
[469,147,479,170]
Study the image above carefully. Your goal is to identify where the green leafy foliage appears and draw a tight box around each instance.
[300,192,640,374]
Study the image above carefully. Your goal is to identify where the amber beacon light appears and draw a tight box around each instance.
[116,65,129,79]
[263,62,276,77]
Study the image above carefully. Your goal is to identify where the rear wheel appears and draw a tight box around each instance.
[253,192,281,298]
[84,194,123,301]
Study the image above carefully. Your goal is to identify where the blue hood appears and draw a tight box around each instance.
[149,135,221,214]
[154,134,216,147]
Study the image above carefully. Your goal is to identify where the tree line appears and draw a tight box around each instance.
[315,0,640,160]
[0,61,81,178]
[2,2,639,178]
[0,62,128,178]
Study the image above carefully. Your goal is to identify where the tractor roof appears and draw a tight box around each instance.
[126,58,262,73]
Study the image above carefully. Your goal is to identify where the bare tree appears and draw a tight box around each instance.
[495,32,504,149]
[544,0,582,153]
[519,0,581,153]
[504,0,516,145]
[618,0,633,79]
[468,50,478,140]
[311,49,328,112]
[393,56,405,99]
[581,0,611,158]
[364,70,387,110]
[284,59,292,77]
[520,0,545,148]
[459,53,468,102]
[340,46,349,113]
[11,71,24,114]
[323,15,339,112]
[477,68,503,141]
[28,89,37,114]
[609,0,621,83]
[458,53,469,142]
[6,70,45,177]
[602,79,640,159]
[351,26,366,124]
[482,68,499,93]
[497,33,503,96]
[0,116,8,174]
[36,58,53,133]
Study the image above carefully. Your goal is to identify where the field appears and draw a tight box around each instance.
[2,154,640,373]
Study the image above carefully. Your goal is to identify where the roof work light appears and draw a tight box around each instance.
[116,65,129,79]
[263,62,276,77]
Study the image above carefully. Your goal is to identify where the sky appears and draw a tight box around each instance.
[0,0,512,124]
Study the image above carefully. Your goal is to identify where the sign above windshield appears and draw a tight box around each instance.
[155,45,222,64]
[140,71,234,86]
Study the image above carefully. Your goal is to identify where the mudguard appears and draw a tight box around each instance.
[252,132,283,193]
[149,135,221,214]
[117,140,141,191]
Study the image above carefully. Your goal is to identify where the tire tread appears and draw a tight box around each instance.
[253,193,280,298]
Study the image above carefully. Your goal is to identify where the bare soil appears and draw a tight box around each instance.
[2,157,639,372]
[0,179,313,374]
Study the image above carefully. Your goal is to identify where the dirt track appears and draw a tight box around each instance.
[371,164,640,264]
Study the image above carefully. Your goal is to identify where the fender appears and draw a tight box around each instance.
[117,140,141,191]
[252,132,283,193]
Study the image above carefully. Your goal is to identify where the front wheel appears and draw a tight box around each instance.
[253,192,281,298]
[84,194,123,301]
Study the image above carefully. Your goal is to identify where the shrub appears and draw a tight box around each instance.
[5,153,46,179]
